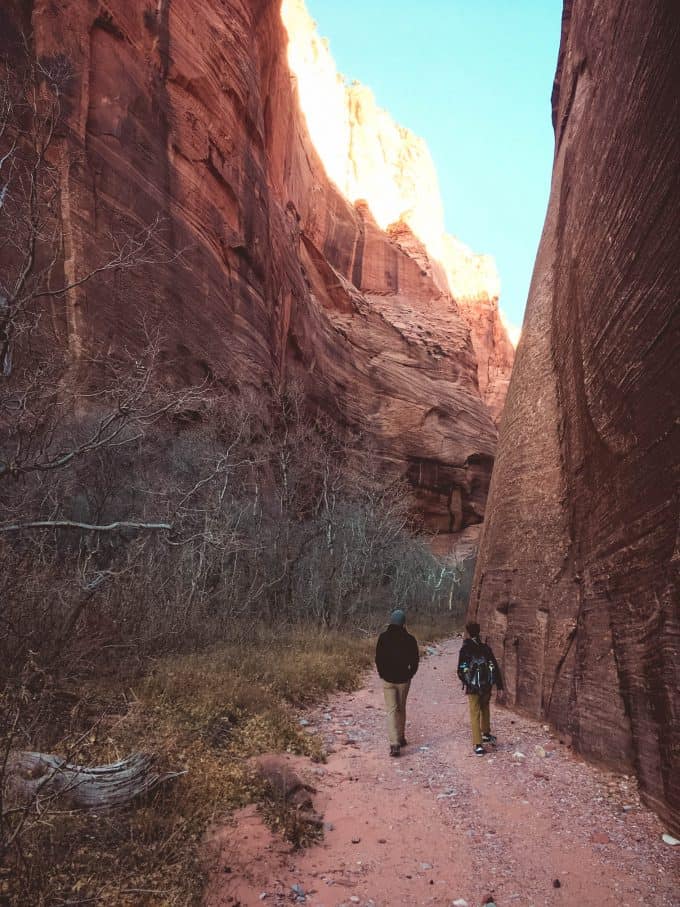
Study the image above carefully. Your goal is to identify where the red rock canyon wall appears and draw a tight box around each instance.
[1,0,513,541]
[471,0,680,833]
[282,0,514,424]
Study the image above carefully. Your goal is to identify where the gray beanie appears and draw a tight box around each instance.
[389,609,406,626]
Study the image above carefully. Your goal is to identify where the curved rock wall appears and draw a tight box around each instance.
[2,0,511,536]
[471,0,680,833]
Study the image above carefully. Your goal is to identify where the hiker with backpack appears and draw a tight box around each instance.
[375,609,420,757]
[457,621,504,755]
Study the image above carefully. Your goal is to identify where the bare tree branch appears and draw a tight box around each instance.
[0,520,172,534]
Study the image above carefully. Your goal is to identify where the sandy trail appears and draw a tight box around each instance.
[205,638,678,907]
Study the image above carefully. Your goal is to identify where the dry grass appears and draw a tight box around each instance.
[2,622,402,905]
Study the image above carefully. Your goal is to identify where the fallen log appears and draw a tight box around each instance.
[5,751,186,811]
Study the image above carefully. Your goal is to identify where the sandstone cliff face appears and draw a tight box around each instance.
[2,0,508,536]
[282,0,448,265]
[443,234,514,425]
[281,0,514,424]
[471,0,680,833]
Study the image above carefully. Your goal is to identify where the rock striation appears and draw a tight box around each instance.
[0,0,512,539]
[471,0,680,833]
[434,232,514,425]
[281,0,515,423]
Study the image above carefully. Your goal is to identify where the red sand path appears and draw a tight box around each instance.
[205,638,678,906]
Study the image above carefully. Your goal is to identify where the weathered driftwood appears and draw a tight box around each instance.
[5,751,185,811]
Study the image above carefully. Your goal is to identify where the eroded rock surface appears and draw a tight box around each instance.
[471,0,680,833]
[1,0,513,537]
[282,0,515,424]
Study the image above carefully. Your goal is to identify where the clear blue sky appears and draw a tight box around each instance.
[304,0,564,332]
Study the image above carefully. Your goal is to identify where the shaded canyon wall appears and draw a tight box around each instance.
[471,0,680,833]
[1,0,513,541]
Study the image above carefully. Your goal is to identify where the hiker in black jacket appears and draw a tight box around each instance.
[375,610,419,757]
[457,621,503,755]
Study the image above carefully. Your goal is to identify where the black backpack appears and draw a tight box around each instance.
[465,650,495,695]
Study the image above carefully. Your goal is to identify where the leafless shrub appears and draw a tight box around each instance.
[0,42,199,873]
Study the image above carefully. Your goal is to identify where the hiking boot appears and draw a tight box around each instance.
[399,737,408,747]
[482,733,497,745]
[389,745,401,757]
[474,744,487,755]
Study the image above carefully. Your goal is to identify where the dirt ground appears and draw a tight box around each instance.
[204,637,679,907]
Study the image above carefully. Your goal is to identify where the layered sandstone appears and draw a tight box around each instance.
[442,236,514,424]
[282,0,448,263]
[471,0,680,833]
[1,0,509,537]
[281,0,514,423]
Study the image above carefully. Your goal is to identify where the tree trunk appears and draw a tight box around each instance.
[5,751,185,811]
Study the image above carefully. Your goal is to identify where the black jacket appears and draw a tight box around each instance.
[375,625,419,684]
[457,637,504,691]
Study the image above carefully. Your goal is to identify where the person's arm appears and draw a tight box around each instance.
[409,635,419,678]
[457,642,469,683]
[375,634,386,679]
[488,646,504,690]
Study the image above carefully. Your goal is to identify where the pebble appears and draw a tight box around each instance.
[590,831,611,845]
[420,862,432,870]
[452,899,469,907]
[350,898,360,904]
[661,833,680,846]
[534,745,547,758]
[351,836,361,844]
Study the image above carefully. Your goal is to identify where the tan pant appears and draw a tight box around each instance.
[468,690,492,746]
[382,680,410,746]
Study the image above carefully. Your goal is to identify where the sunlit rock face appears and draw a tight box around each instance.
[2,0,509,541]
[281,0,514,422]
[471,0,680,834]
[441,236,514,423]
[282,0,447,260]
